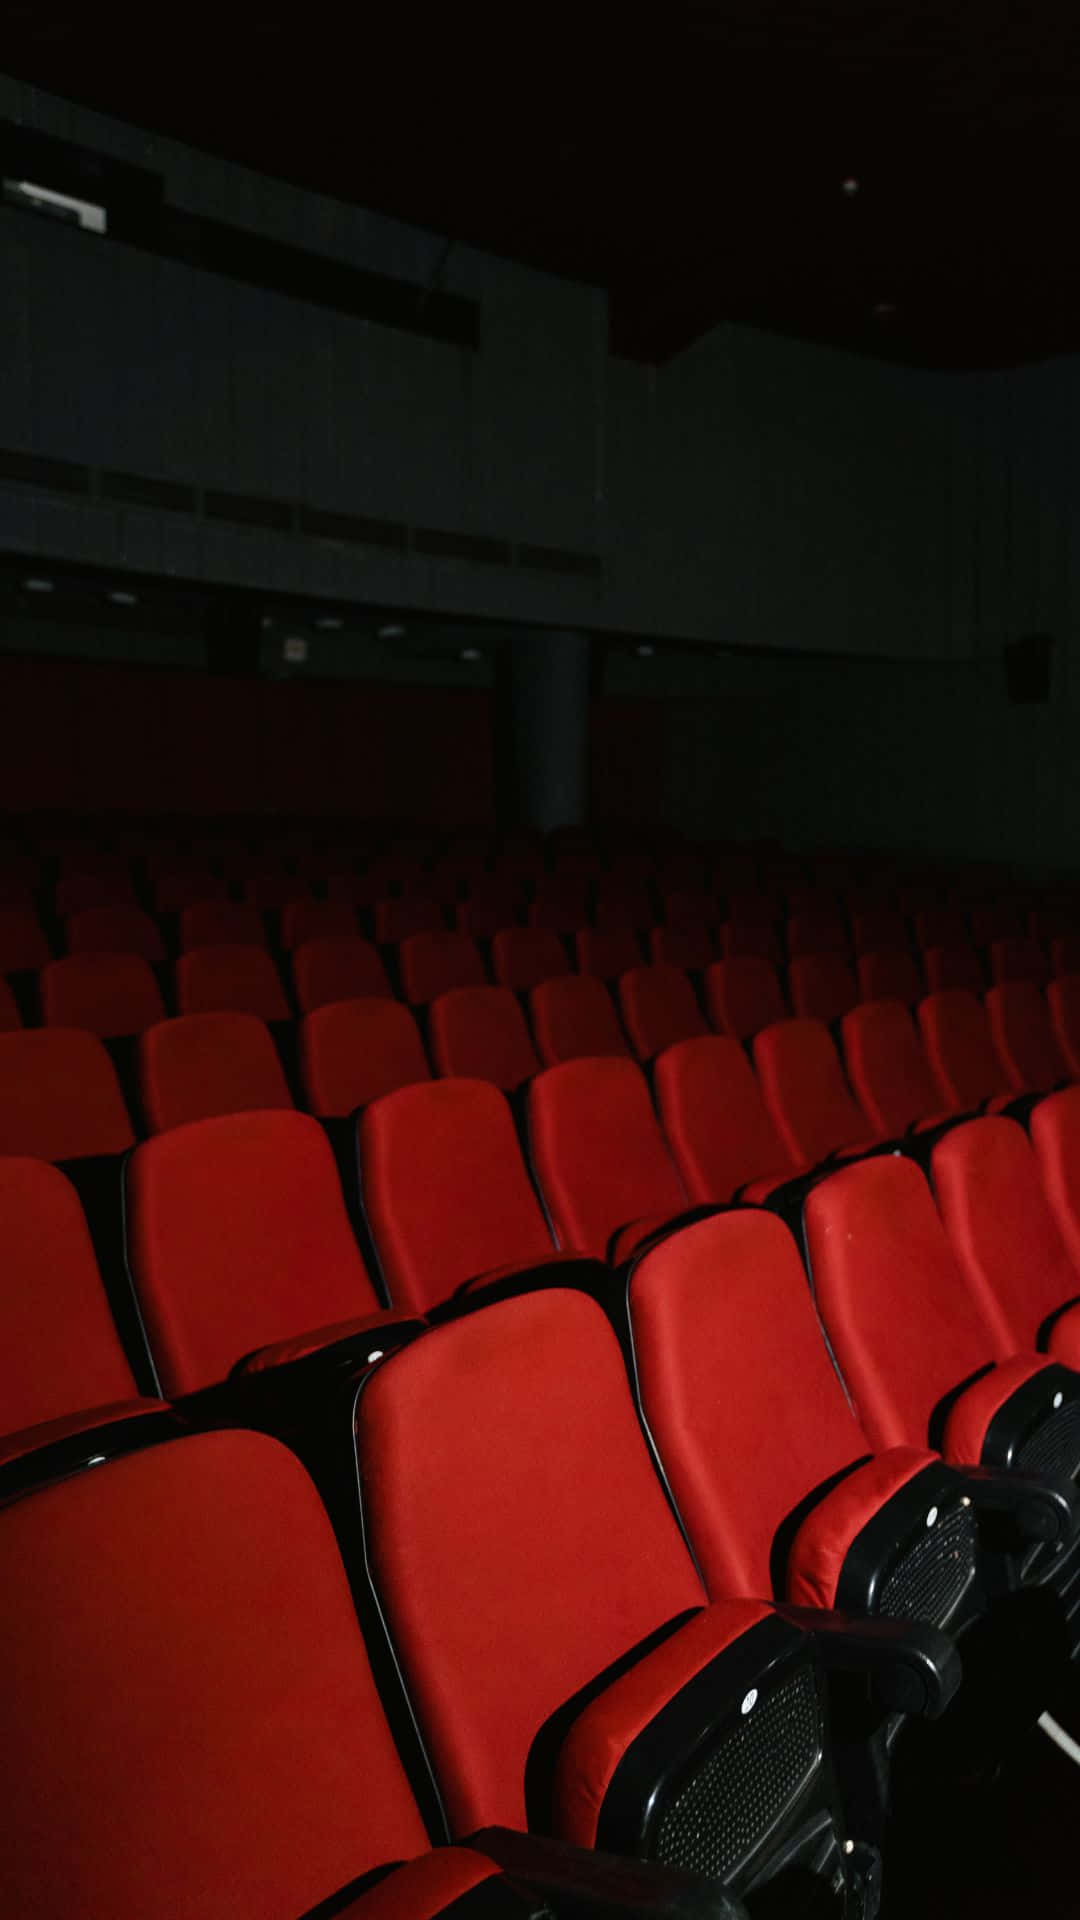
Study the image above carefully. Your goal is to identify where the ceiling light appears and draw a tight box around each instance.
[378,622,406,640]
[315,615,344,631]
[841,177,860,197]
[22,576,54,593]
[460,646,482,661]
[108,589,138,606]
[282,636,309,664]
[636,644,655,658]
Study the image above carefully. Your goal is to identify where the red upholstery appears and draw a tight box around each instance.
[970,903,1025,949]
[359,1079,556,1312]
[528,1057,686,1259]
[375,896,444,944]
[491,927,570,992]
[662,889,718,931]
[648,924,714,970]
[528,896,587,934]
[786,1448,945,1609]
[238,1307,416,1375]
[787,909,849,957]
[574,927,642,979]
[0,904,50,972]
[753,1019,875,1165]
[616,965,709,1061]
[917,990,1010,1110]
[41,952,166,1038]
[594,887,653,932]
[0,1397,166,1470]
[989,935,1048,987]
[398,932,486,1006]
[1048,975,1080,1076]
[529,975,629,1066]
[356,1289,708,1835]
[914,907,968,951]
[553,1597,774,1849]
[0,974,21,1030]
[841,1000,948,1136]
[855,948,923,1007]
[653,1035,798,1203]
[721,916,782,963]
[703,956,787,1041]
[336,1851,502,1920]
[300,999,430,1118]
[788,953,859,1025]
[932,1117,1080,1359]
[126,1110,383,1394]
[293,935,392,1012]
[428,986,539,1089]
[0,1028,134,1160]
[455,893,520,939]
[176,944,290,1021]
[0,1429,436,1917]
[923,944,984,995]
[66,906,165,965]
[280,899,358,949]
[942,1353,1057,1465]
[850,907,909,954]
[153,865,229,913]
[55,867,136,914]
[1051,936,1080,979]
[179,902,268,951]
[241,869,310,910]
[1031,1087,1080,1274]
[139,1012,294,1133]
[985,982,1067,1092]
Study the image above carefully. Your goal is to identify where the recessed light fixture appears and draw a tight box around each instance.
[22,576,54,593]
[378,623,406,640]
[841,177,860,197]
[282,636,309,664]
[108,589,138,606]
[460,646,482,662]
[636,643,655,658]
[315,615,344,631]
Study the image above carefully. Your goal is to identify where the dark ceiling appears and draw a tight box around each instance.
[5,1,1080,367]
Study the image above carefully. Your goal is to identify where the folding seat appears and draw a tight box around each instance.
[1031,1086,1080,1276]
[914,906,968,952]
[455,886,520,939]
[850,905,909,954]
[138,1012,294,1133]
[917,990,1012,1111]
[54,864,136,916]
[1048,975,1080,1077]
[41,953,166,1040]
[985,981,1069,1093]
[787,952,859,1026]
[179,900,267,951]
[428,986,539,1089]
[1032,905,1080,946]
[280,897,358,950]
[354,1286,892,1909]
[653,1035,801,1203]
[573,926,641,979]
[661,888,719,931]
[528,974,629,1065]
[66,904,165,965]
[647,923,714,970]
[398,931,486,1006]
[0,1424,565,1920]
[922,944,985,994]
[371,895,442,944]
[176,944,290,1022]
[841,1000,951,1137]
[657,849,706,892]
[152,863,229,913]
[719,913,782,964]
[0,1028,135,1161]
[932,1115,1080,1369]
[0,975,20,1031]
[989,935,1048,987]
[856,947,923,1007]
[616,964,709,1061]
[1051,934,1080,978]
[703,955,788,1040]
[803,1153,1080,1488]
[125,1110,413,1394]
[0,904,50,974]
[300,998,431,1118]
[490,927,569,993]
[293,934,392,1013]
[594,886,654,931]
[786,908,849,958]
[527,1057,689,1260]
[970,902,1025,950]
[753,1019,876,1167]
[526,893,588,934]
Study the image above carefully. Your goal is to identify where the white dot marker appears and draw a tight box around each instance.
[926,1507,939,1528]
[741,1689,758,1716]
[1053,1392,1064,1410]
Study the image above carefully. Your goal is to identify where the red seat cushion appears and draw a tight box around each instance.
[293,936,393,1013]
[177,944,290,1021]
[753,1018,875,1165]
[0,1028,135,1160]
[300,999,431,1118]
[527,1057,687,1259]
[41,952,166,1039]
[428,986,539,1088]
[616,966,709,1061]
[529,975,629,1066]
[653,1035,797,1204]
[139,1012,294,1134]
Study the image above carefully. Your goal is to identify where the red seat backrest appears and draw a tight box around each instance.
[41,953,166,1039]
[616,965,709,1060]
[917,990,1007,1109]
[292,935,392,1013]
[139,1013,294,1133]
[176,945,290,1022]
[0,1028,135,1161]
[529,974,629,1066]
[428,986,539,1089]
[300,999,430,1118]
[653,1035,797,1202]
[841,1000,943,1136]
[753,1018,872,1165]
[527,1056,686,1258]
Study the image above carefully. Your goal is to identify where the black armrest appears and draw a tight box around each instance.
[465,1829,748,1920]
[959,1464,1078,1550]
[776,1605,962,1720]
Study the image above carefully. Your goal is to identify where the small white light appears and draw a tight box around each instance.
[1053,1391,1064,1410]
[636,643,655,658]
[366,1349,385,1364]
[960,1496,971,1508]
[378,623,406,640]
[282,636,309,664]
[740,1688,758,1716]
[108,589,138,606]
[315,616,344,631]
[86,1454,107,1467]
[926,1507,939,1528]
[23,576,54,593]
[460,646,482,662]
[841,178,860,197]
[844,1840,855,1856]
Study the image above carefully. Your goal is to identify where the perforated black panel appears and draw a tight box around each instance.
[878,1499,977,1627]
[1016,1401,1080,1480]
[652,1664,822,1880]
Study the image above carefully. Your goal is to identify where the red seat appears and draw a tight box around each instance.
[985,982,1068,1092]
[0,905,50,973]
[293,935,392,1012]
[647,924,715,970]
[594,884,654,930]
[787,952,859,1026]
[841,1001,950,1136]
[752,1019,875,1166]
[152,865,229,913]
[855,948,923,1007]
[1051,936,1080,979]
[55,866,136,915]
[490,927,570,993]
[241,869,310,911]
[41,953,166,1039]
[398,931,486,1006]
[703,956,788,1041]
[922,945,985,995]
[428,986,539,1089]
[373,896,444,944]
[850,906,909,954]
[528,974,629,1065]
[989,936,1048,987]
[1048,975,1080,1078]
[125,1110,401,1394]
[616,965,709,1060]
[179,902,267,951]
[139,1012,294,1133]
[917,990,1011,1111]
[573,926,641,979]
[358,1079,558,1311]
[527,1056,688,1260]
[176,944,290,1022]
[300,999,431,1118]
[280,898,358,950]
[66,906,165,965]
[654,1035,800,1203]
[786,909,849,957]
[455,889,520,939]
[0,1028,135,1161]
[914,906,968,952]
[1031,1086,1080,1277]
[0,976,21,1031]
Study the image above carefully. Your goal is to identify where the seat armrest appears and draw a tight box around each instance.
[776,1605,962,1721]
[466,1829,748,1920]
[959,1464,1078,1550]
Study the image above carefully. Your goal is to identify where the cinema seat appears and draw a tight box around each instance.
[574,926,641,979]
[176,944,290,1022]
[280,898,358,949]
[856,948,923,1007]
[300,999,431,1117]
[241,868,310,911]
[1051,936,1080,979]
[139,1012,294,1133]
[616,965,709,1061]
[989,936,1048,987]
[398,931,486,1005]
[0,1425,552,1920]
[0,904,50,974]
[358,1079,563,1312]
[41,952,166,1039]
[653,1035,801,1203]
[647,924,715,970]
[1048,975,1080,1077]
[841,1001,952,1136]
[914,907,968,952]
[491,927,570,993]
[917,991,1012,1111]
[753,1019,876,1166]
[66,905,165,965]
[374,896,444,944]
[788,952,859,1026]
[594,884,654,930]
[152,864,229,913]
[850,906,910,954]
[0,977,21,1031]
[1031,1087,1080,1277]
[527,1056,689,1260]
[55,865,136,915]
[922,945,985,995]
[985,981,1069,1093]
[125,1110,410,1394]
[293,935,392,1012]
[786,908,849,957]
[455,891,520,939]
[528,975,627,1066]
[702,956,785,1041]
[428,986,539,1089]
[0,1028,135,1161]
